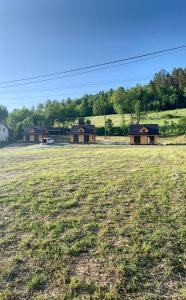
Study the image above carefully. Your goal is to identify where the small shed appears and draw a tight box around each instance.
[23,127,48,143]
[70,124,96,144]
[129,124,160,145]
[0,122,9,142]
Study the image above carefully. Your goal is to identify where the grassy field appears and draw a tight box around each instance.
[96,135,186,144]
[0,144,186,299]
[88,108,186,127]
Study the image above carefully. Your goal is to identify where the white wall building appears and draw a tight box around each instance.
[0,122,9,142]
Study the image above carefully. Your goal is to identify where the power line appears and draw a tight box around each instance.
[0,45,185,88]
[0,89,104,107]
[0,48,185,90]
[0,46,182,96]
[0,74,153,100]
[0,57,154,89]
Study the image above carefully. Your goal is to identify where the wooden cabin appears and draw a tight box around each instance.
[23,127,48,143]
[70,125,96,144]
[129,124,160,145]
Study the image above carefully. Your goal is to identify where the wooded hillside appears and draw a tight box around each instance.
[0,67,186,137]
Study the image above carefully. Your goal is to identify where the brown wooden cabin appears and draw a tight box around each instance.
[129,124,160,145]
[23,127,48,143]
[70,124,96,144]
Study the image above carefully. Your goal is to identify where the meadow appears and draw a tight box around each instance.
[88,108,186,128]
[0,144,186,299]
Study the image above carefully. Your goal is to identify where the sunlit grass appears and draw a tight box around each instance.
[88,108,186,127]
[0,144,186,299]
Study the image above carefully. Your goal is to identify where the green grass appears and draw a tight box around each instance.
[88,108,186,127]
[96,135,186,144]
[0,144,186,299]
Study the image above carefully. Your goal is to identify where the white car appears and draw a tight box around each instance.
[41,138,55,145]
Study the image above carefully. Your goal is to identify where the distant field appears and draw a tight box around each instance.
[0,145,186,299]
[88,108,186,127]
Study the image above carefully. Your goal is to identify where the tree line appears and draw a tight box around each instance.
[0,67,186,137]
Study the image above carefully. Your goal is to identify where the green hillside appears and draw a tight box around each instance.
[88,108,186,128]
[0,145,186,299]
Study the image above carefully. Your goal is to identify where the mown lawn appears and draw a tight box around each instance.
[0,145,186,299]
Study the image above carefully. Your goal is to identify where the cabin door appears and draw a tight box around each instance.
[148,136,154,145]
[25,135,30,142]
[74,135,78,143]
[134,136,141,145]
[84,135,89,143]
[34,135,39,143]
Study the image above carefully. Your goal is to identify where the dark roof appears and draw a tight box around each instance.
[48,128,65,132]
[0,121,9,130]
[70,124,96,135]
[23,127,48,135]
[129,124,160,135]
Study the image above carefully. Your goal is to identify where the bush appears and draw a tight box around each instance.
[96,126,129,136]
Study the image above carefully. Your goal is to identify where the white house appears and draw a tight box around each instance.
[0,122,9,142]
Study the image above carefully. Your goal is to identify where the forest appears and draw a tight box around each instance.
[0,67,186,137]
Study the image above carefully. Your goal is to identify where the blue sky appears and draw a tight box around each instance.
[0,0,186,110]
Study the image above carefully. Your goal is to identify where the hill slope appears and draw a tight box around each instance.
[0,145,186,299]
[88,108,186,127]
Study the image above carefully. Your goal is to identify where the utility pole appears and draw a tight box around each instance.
[104,108,107,139]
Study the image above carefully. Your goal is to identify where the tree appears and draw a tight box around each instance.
[111,87,127,131]
[0,105,8,121]
[105,118,113,136]
[93,92,110,139]
[78,117,85,125]
[135,100,141,124]
[7,107,34,138]
[44,100,61,127]
[78,95,93,117]
[85,118,91,124]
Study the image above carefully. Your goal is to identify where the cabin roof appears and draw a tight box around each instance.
[47,128,65,132]
[70,124,96,135]
[129,124,160,135]
[23,127,48,135]
[0,121,9,129]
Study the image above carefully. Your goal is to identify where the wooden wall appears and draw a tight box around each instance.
[70,134,96,143]
[130,135,159,145]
